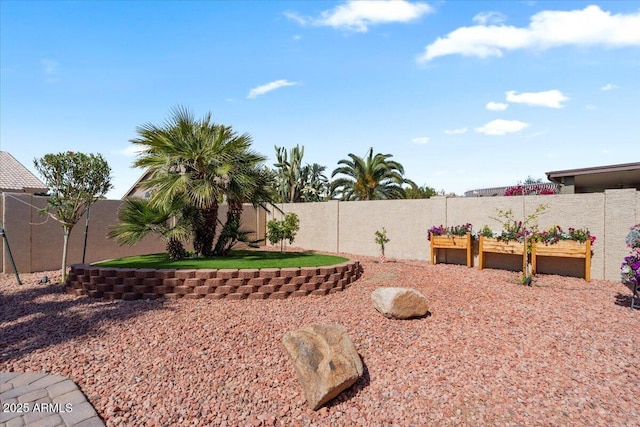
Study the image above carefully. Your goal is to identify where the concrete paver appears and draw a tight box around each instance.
[1,373,104,427]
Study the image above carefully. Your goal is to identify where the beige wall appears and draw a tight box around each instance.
[272,200,340,253]
[6,189,638,281]
[1,193,265,274]
[266,189,639,282]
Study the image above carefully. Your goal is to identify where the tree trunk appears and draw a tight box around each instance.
[167,237,187,260]
[213,200,243,256]
[61,227,71,282]
[193,205,218,257]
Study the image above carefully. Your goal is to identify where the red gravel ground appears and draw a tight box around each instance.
[1,255,638,426]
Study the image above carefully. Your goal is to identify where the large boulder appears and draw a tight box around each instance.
[371,287,429,319]
[282,324,363,410]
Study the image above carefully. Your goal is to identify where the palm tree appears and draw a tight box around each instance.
[213,156,277,255]
[108,198,191,259]
[131,106,257,256]
[405,183,438,199]
[330,147,413,200]
[300,163,329,202]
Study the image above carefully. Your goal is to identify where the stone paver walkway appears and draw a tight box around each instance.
[1,372,104,427]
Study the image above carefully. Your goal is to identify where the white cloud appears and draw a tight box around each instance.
[475,119,529,136]
[418,5,640,62]
[486,101,509,111]
[247,79,298,99]
[113,145,145,157]
[473,11,506,25]
[411,136,430,144]
[286,0,432,32]
[585,104,597,110]
[505,89,569,108]
[601,83,619,91]
[283,11,308,26]
[444,127,468,135]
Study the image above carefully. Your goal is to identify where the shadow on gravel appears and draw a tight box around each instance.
[614,292,639,310]
[326,356,371,408]
[0,282,167,363]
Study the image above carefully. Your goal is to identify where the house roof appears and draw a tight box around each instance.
[0,151,48,193]
[464,183,560,197]
[546,162,640,190]
[122,169,153,199]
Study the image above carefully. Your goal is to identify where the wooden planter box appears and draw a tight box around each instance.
[430,232,472,268]
[478,236,526,274]
[532,239,591,282]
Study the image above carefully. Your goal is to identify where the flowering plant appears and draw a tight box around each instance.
[625,224,640,249]
[504,185,557,196]
[621,224,640,287]
[621,251,640,286]
[536,225,596,245]
[489,206,547,244]
[478,225,495,238]
[427,225,447,239]
[427,223,473,240]
[496,219,529,243]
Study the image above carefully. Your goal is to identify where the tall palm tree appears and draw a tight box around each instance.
[330,147,413,200]
[131,106,257,256]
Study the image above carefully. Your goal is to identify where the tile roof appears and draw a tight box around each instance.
[0,151,47,193]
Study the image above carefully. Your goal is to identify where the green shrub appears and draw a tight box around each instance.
[267,213,300,251]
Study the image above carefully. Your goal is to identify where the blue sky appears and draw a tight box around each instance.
[1,0,639,198]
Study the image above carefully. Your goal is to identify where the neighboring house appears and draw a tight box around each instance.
[546,162,640,194]
[122,169,153,199]
[0,151,48,194]
[465,162,640,197]
[465,183,560,197]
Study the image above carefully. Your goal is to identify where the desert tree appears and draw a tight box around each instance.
[34,151,112,279]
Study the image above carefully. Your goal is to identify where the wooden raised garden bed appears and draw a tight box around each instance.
[430,232,473,268]
[532,239,591,282]
[478,236,526,274]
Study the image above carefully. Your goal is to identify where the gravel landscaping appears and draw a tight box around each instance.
[1,254,638,426]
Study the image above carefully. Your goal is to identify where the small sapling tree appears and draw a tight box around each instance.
[374,227,390,263]
[34,152,112,280]
[267,213,300,252]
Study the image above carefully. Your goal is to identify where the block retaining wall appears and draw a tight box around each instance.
[65,261,363,301]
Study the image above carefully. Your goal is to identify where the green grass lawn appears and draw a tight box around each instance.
[93,250,349,269]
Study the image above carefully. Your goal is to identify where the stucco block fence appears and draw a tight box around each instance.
[65,261,363,301]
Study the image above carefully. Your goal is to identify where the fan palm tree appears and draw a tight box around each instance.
[131,106,257,256]
[108,198,191,259]
[330,147,413,200]
[213,155,277,255]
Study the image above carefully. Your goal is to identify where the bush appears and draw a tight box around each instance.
[267,213,300,251]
